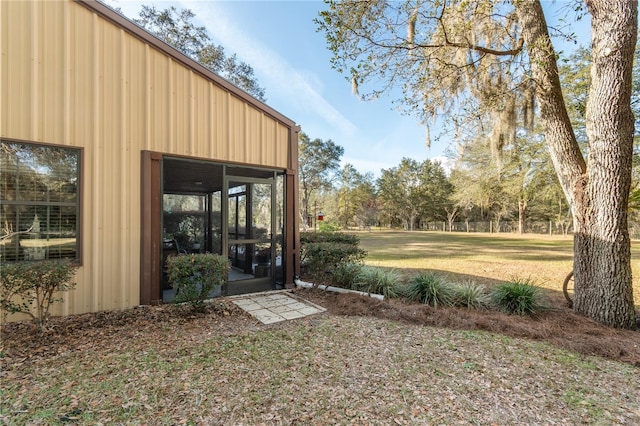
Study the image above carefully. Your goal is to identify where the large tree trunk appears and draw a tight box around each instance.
[516,0,637,329]
[576,0,637,328]
[518,200,527,234]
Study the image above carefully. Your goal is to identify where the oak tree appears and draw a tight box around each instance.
[318,0,637,328]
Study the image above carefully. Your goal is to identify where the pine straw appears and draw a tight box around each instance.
[1,293,639,425]
[299,288,640,367]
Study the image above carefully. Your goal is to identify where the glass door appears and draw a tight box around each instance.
[223,176,275,295]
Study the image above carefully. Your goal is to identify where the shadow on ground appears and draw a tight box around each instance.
[295,278,640,368]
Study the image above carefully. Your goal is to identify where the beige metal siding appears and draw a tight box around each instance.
[1,0,293,319]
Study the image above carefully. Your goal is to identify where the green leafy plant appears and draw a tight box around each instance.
[318,221,341,232]
[166,254,229,312]
[0,260,77,329]
[332,262,363,289]
[356,266,402,298]
[300,231,366,276]
[489,278,545,316]
[300,231,362,246]
[451,280,490,310]
[405,272,453,307]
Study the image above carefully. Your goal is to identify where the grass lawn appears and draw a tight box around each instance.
[356,230,640,306]
[2,310,639,425]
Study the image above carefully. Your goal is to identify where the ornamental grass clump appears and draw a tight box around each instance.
[356,266,402,298]
[451,280,490,310]
[167,253,229,312]
[489,278,545,316]
[405,272,453,307]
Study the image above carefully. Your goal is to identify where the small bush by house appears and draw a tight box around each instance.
[0,260,77,329]
[300,231,366,276]
[166,253,229,312]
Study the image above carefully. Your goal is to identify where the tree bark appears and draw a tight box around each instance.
[516,0,637,328]
[518,200,527,234]
[576,0,637,328]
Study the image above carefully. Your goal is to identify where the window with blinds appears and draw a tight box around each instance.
[0,141,80,262]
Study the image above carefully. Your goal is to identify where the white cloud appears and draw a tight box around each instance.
[180,0,357,136]
[430,155,455,175]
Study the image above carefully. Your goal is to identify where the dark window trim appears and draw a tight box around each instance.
[0,138,83,265]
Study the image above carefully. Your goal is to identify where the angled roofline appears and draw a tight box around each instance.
[76,0,298,129]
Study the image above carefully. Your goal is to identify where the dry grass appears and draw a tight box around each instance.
[1,302,639,425]
[356,230,640,305]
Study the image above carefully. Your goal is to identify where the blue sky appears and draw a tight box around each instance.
[105,0,590,177]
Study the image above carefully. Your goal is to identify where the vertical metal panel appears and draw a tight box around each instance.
[275,124,288,167]
[124,33,147,309]
[91,11,105,312]
[246,107,262,165]
[193,75,210,156]
[70,3,95,148]
[212,89,230,160]
[1,0,294,319]
[228,95,246,163]
[1,1,32,139]
[172,60,191,154]
[149,50,171,152]
[0,1,4,135]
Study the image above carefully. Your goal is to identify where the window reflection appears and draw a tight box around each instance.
[0,141,79,261]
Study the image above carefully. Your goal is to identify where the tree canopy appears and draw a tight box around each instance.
[298,132,344,229]
[377,158,452,230]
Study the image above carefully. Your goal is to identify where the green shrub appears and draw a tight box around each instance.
[489,278,545,316]
[356,266,402,298]
[332,262,363,289]
[0,260,77,329]
[167,254,229,312]
[300,231,361,246]
[451,280,490,309]
[405,272,453,307]
[318,221,341,232]
[300,232,366,275]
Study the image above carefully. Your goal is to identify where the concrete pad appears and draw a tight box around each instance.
[287,302,311,310]
[249,308,275,317]
[270,304,296,314]
[279,310,307,320]
[265,294,288,301]
[231,291,326,324]
[234,302,262,311]
[299,307,323,315]
[259,300,286,308]
[233,299,257,307]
